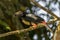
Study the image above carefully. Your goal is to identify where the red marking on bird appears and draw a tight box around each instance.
[41,21,47,25]
[31,23,37,29]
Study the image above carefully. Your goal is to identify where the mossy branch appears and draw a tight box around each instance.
[0,23,52,38]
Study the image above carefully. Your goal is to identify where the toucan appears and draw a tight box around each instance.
[15,11,52,32]
[15,11,52,40]
[18,12,47,29]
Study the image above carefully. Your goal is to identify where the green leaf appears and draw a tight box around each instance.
[0,20,11,30]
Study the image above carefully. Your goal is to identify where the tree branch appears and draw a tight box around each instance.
[0,23,52,38]
[30,0,59,19]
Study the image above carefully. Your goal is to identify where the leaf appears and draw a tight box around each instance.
[0,20,11,30]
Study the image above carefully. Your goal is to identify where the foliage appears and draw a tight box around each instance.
[0,0,59,40]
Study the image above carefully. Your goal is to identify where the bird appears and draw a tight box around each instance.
[15,11,52,32]
[15,11,53,40]
[18,11,47,29]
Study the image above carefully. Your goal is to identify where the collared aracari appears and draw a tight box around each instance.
[15,11,53,40]
[15,11,52,32]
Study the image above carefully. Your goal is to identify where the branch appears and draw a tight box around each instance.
[30,0,59,19]
[0,23,52,38]
[52,21,60,40]
[47,17,58,24]
[0,27,32,37]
